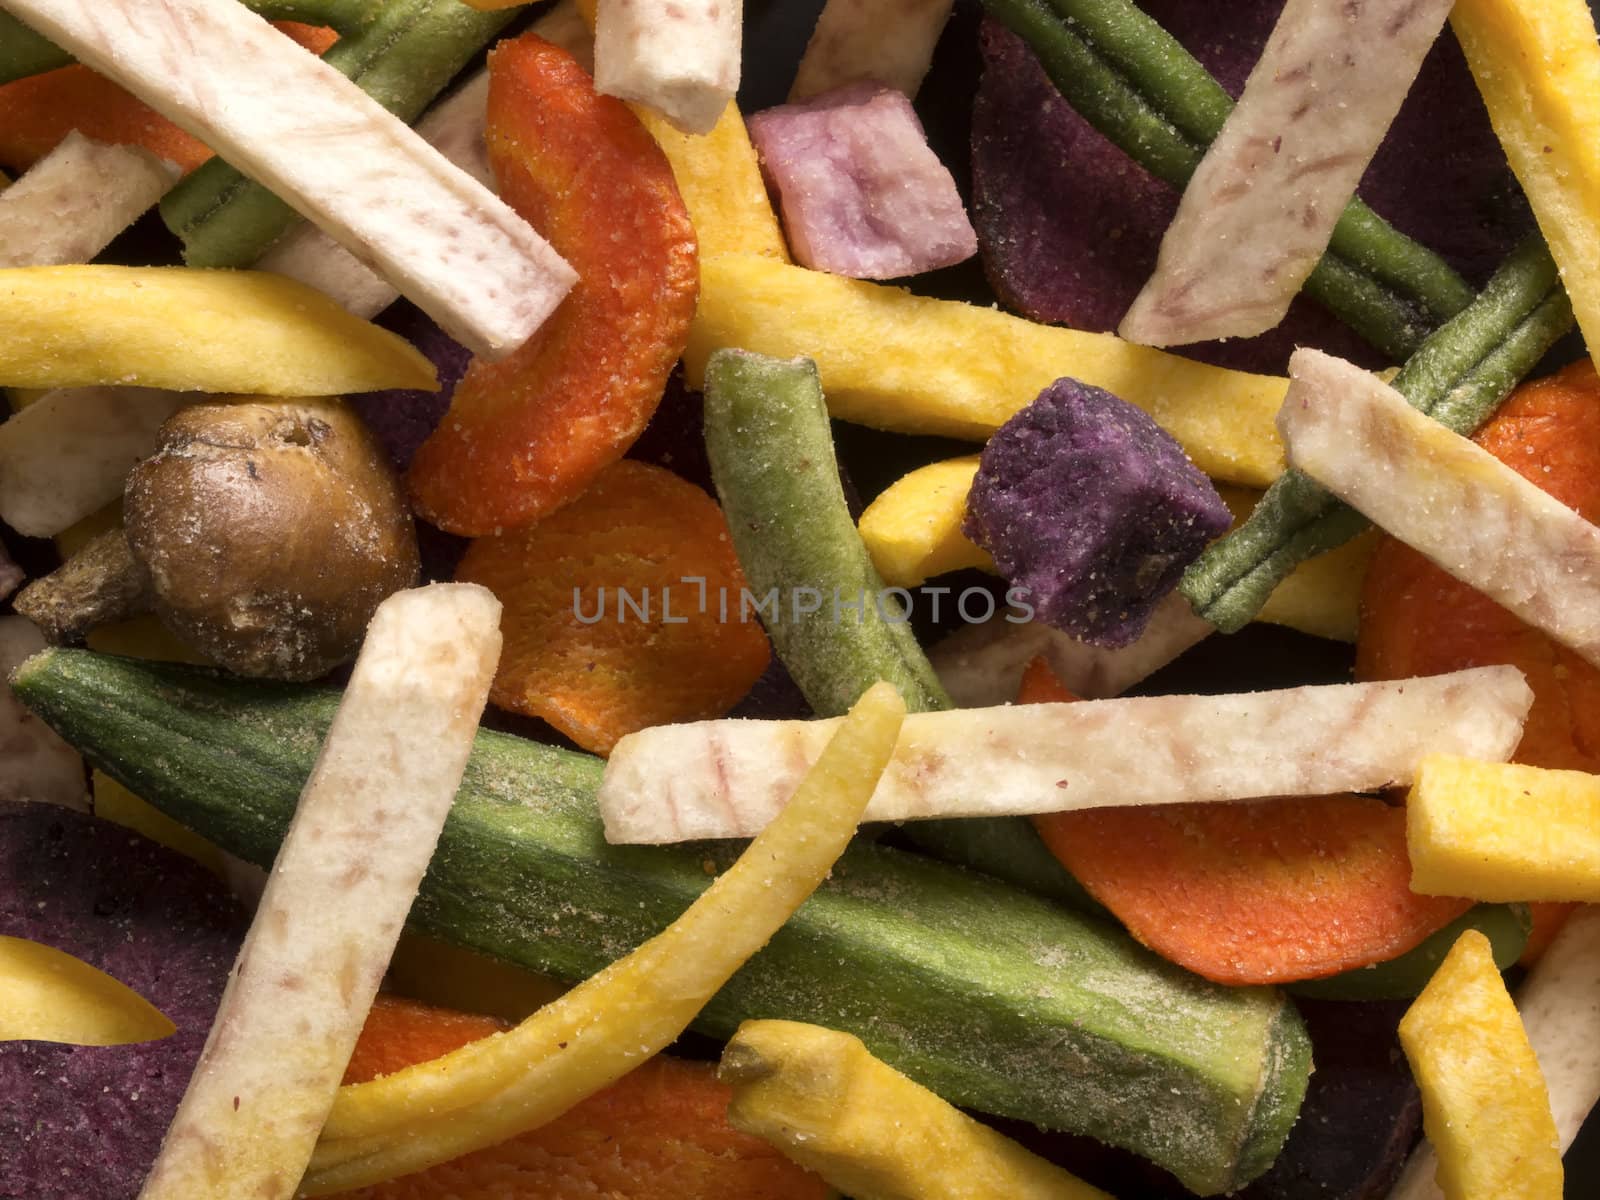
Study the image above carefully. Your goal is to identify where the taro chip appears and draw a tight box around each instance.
[963,378,1230,647]
[0,800,248,1200]
[748,82,976,280]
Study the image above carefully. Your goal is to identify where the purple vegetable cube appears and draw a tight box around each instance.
[964,378,1231,647]
[748,82,977,280]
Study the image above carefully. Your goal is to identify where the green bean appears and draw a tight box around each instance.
[1182,237,1573,632]
[1289,904,1530,1001]
[702,349,952,716]
[704,348,1103,897]
[0,1,381,86]
[161,0,514,268]
[978,0,1476,359]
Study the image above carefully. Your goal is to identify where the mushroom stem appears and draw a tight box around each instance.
[13,527,153,643]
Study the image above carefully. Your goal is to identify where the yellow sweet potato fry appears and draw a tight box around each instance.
[636,105,789,262]
[857,459,1370,640]
[1399,929,1563,1200]
[683,255,1288,487]
[721,1020,1112,1200]
[0,935,175,1046]
[0,266,437,395]
[1452,0,1600,355]
[301,682,906,1194]
[1408,755,1600,902]
[858,455,993,587]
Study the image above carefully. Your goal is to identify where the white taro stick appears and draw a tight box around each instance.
[593,0,740,135]
[137,584,501,1200]
[0,131,178,268]
[1280,346,1600,670]
[257,72,495,321]
[1119,0,1453,346]
[1387,904,1600,1200]
[0,0,576,359]
[259,0,594,320]
[930,591,1214,707]
[0,616,88,811]
[598,666,1532,843]
[0,140,188,540]
[789,0,953,100]
[0,388,187,538]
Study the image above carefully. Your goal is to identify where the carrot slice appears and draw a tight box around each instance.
[1025,657,1472,986]
[454,460,770,754]
[408,34,698,536]
[1359,359,1600,962]
[335,996,829,1200]
[0,23,337,175]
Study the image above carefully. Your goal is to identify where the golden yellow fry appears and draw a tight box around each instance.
[1408,755,1600,902]
[721,1020,1113,1200]
[0,935,174,1046]
[1399,929,1562,1200]
[858,454,993,587]
[1453,0,1600,355]
[0,267,437,396]
[636,103,790,262]
[301,681,907,1194]
[683,254,1288,487]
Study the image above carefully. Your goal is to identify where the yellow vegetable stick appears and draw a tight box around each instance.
[857,458,1372,640]
[683,254,1288,487]
[0,935,174,1046]
[0,266,437,396]
[1398,929,1563,1200]
[636,104,791,262]
[1451,0,1600,355]
[858,454,994,587]
[301,680,907,1194]
[1408,755,1600,903]
[721,1020,1113,1200]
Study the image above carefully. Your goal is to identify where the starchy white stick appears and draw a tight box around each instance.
[789,0,953,100]
[138,584,501,1200]
[0,132,177,268]
[594,0,740,135]
[1280,347,1600,670]
[600,667,1531,842]
[1120,0,1452,346]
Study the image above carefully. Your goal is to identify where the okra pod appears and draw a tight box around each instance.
[978,0,1475,359]
[1182,236,1574,633]
[161,0,515,268]
[0,1,380,86]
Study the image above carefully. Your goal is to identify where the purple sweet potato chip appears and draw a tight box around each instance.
[0,801,249,1200]
[971,2,1528,375]
[749,81,978,280]
[349,299,473,472]
[964,378,1230,647]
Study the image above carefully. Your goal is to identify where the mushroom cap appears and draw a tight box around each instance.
[125,396,420,681]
